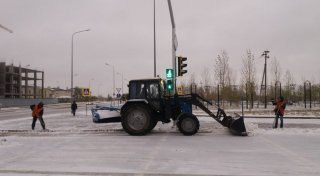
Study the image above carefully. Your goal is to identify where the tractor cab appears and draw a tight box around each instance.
[127,78,166,112]
[128,78,165,100]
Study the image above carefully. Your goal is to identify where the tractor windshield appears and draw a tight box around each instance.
[129,80,162,100]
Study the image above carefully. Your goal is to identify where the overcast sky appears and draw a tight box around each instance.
[1,0,320,96]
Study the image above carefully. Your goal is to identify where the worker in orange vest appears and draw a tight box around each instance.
[273,96,286,128]
[31,102,46,130]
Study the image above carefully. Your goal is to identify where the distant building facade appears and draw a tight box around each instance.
[45,87,71,98]
[0,62,44,99]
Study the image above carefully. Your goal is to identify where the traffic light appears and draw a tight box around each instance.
[166,69,174,79]
[167,79,173,91]
[178,56,187,76]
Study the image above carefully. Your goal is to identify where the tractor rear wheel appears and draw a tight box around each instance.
[177,114,199,136]
[121,104,152,135]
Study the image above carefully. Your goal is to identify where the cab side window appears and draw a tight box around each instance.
[130,82,145,99]
[147,83,159,99]
[129,81,159,99]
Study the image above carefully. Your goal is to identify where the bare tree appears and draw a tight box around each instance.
[201,67,212,98]
[189,72,196,85]
[214,50,233,107]
[241,50,256,85]
[201,67,211,86]
[283,69,295,102]
[241,49,257,108]
[214,50,231,87]
[270,57,282,84]
[188,73,196,93]
[283,69,294,89]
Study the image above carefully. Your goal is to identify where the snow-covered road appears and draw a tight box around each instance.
[0,111,320,176]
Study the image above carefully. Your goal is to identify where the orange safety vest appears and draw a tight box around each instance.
[274,100,286,116]
[32,104,43,118]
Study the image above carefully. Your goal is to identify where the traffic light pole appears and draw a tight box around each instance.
[168,0,177,95]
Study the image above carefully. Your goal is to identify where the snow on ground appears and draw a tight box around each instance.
[1,109,320,176]
[0,111,231,137]
[0,108,319,138]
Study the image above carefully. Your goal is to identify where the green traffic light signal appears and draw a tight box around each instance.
[167,79,173,91]
[166,69,174,79]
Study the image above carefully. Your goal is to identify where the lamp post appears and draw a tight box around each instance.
[105,63,115,98]
[71,29,90,99]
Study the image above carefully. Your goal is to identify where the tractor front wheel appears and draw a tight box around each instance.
[177,114,199,136]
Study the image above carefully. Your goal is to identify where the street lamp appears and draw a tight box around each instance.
[71,29,90,99]
[105,63,115,98]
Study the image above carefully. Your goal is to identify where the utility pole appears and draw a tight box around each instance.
[153,0,157,77]
[261,50,270,108]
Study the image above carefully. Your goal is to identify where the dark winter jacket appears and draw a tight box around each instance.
[71,102,78,111]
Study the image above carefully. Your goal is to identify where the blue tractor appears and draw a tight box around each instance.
[93,78,247,136]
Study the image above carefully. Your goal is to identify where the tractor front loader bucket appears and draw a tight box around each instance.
[218,110,247,136]
[229,116,247,136]
[186,94,247,136]
[221,114,247,136]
